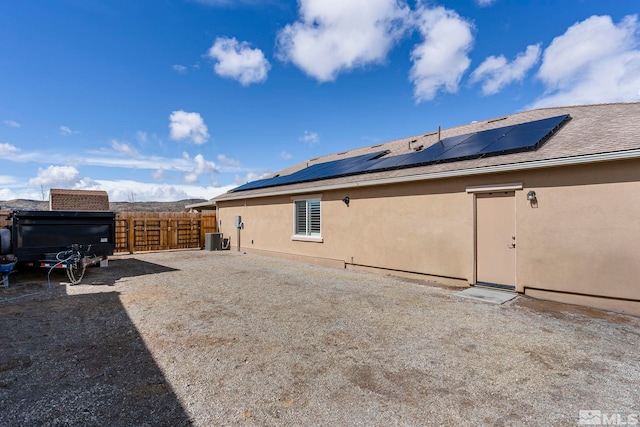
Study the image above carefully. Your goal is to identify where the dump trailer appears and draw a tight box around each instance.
[0,210,116,285]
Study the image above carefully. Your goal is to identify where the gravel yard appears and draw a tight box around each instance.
[1,250,639,426]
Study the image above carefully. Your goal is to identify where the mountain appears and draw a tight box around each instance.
[0,199,208,213]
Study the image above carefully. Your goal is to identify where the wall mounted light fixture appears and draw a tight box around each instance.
[527,190,537,202]
[342,196,350,206]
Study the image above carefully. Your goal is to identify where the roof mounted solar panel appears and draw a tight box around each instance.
[287,161,338,181]
[400,133,473,165]
[359,152,417,172]
[432,125,517,163]
[229,114,570,193]
[479,114,569,156]
[298,151,388,181]
[231,178,272,192]
[362,133,472,173]
[229,150,388,192]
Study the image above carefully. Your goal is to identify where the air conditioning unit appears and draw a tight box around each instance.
[205,233,222,251]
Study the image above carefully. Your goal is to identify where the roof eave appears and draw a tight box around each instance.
[185,201,217,209]
[214,148,640,202]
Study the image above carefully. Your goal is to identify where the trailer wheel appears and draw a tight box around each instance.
[0,229,10,255]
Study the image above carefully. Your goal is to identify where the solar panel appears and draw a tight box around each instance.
[287,161,337,181]
[433,126,516,162]
[229,151,388,192]
[231,179,268,192]
[363,133,472,172]
[297,151,388,181]
[405,133,472,164]
[479,114,569,156]
[230,115,570,193]
[359,152,417,172]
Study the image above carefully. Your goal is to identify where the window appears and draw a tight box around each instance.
[294,199,321,239]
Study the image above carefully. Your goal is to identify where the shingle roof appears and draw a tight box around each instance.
[49,189,110,211]
[214,102,640,201]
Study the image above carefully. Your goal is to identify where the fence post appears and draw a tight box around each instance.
[127,217,135,254]
[199,216,205,250]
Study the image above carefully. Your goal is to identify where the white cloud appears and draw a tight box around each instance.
[0,143,19,157]
[207,37,270,86]
[136,131,148,143]
[0,175,21,201]
[531,15,640,108]
[277,0,410,82]
[77,153,176,170]
[234,171,271,185]
[2,142,224,179]
[173,64,188,73]
[409,5,474,103]
[151,169,165,181]
[111,140,139,156]
[182,152,218,183]
[300,130,320,147]
[470,44,541,95]
[0,175,18,186]
[28,165,80,187]
[217,154,241,167]
[169,110,210,145]
[280,151,292,160]
[4,120,20,128]
[75,177,99,188]
[76,178,235,202]
[59,125,80,135]
[0,188,17,200]
[476,0,496,6]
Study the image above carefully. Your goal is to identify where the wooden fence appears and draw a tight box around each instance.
[0,211,10,228]
[114,212,217,254]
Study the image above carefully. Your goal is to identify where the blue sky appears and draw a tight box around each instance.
[1,0,639,202]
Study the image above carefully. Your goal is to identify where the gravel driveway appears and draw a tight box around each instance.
[1,250,639,426]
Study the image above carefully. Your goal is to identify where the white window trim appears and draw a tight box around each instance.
[291,194,323,201]
[466,183,522,193]
[291,195,323,242]
[291,235,323,243]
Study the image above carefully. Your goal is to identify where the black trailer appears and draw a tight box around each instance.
[0,210,116,285]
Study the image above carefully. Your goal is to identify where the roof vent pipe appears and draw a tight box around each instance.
[438,126,443,148]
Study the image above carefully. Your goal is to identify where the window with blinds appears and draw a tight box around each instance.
[294,199,321,237]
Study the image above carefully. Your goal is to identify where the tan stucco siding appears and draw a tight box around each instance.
[217,159,640,308]
[218,196,295,251]
[515,160,640,300]
[218,179,474,281]
[327,182,473,280]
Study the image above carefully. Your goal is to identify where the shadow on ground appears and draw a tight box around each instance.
[0,261,191,425]
[0,258,178,302]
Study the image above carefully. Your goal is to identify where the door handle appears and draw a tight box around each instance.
[508,236,516,248]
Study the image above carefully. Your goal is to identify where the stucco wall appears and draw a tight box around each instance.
[515,160,640,301]
[218,178,474,283]
[217,159,640,313]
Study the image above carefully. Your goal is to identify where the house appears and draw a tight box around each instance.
[185,200,217,213]
[49,189,110,211]
[213,102,640,316]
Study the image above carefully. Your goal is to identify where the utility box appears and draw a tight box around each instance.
[234,215,242,228]
[205,233,222,251]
